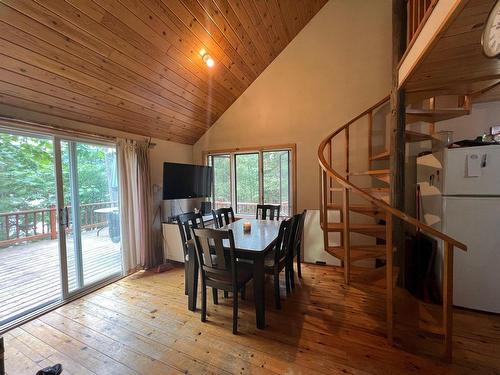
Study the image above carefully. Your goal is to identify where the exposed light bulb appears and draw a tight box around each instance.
[199,48,206,56]
[205,56,215,68]
[200,49,215,68]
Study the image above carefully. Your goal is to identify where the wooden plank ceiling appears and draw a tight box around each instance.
[403,0,500,103]
[0,0,327,144]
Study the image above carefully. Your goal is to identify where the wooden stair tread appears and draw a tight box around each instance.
[364,188,390,203]
[327,203,381,212]
[349,169,390,176]
[375,174,390,184]
[405,130,432,143]
[322,222,386,240]
[329,187,390,203]
[326,245,387,261]
[326,222,385,231]
[406,108,469,124]
[349,169,391,185]
[327,203,387,219]
[370,151,390,161]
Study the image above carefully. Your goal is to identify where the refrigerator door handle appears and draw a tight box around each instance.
[481,154,487,168]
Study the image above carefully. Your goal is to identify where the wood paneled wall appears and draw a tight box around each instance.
[0,0,327,144]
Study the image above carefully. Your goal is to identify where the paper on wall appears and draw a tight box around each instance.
[466,153,481,177]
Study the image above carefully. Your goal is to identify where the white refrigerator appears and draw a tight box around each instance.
[417,145,500,313]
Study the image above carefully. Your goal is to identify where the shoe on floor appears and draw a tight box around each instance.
[36,364,63,375]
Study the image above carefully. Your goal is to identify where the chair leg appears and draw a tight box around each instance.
[201,282,207,322]
[212,288,218,305]
[297,251,302,279]
[285,267,291,295]
[232,287,238,334]
[224,291,229,299]
[274,272,281,309]
[289,260,295,290]
[241,285,246,300]
[184,263,189,295]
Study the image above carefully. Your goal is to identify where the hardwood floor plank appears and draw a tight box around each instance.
[3,264,500,374]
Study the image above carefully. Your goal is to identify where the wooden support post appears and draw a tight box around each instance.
[342,187,350,285]
[345,128,350,178]
[328,140,333,203]
[322,169,329,252]
[368,111,373,161]
[391,0,407,284]
[343,128,350,284]
[386,214,394,344]
[443,241,454,361]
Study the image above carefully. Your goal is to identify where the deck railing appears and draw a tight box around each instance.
[406,0,438,47]
[0,201,117,247]
[213,201,290,216]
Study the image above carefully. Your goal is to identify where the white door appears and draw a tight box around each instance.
[443,196,500,313]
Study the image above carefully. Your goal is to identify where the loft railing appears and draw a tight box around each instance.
[0,201,117,247]
[406,0,438,47]
[317,95,466,361]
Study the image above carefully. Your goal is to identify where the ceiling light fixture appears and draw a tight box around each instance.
[199,49,215,68]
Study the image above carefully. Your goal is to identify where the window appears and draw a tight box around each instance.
[235,153,259,215]
[208,154,231,210]
[206,146,295,217]
[263,151,290,216]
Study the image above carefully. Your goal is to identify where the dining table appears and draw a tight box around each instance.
[186,218,281,329]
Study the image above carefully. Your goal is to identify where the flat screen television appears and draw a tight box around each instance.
[162,162,213,200]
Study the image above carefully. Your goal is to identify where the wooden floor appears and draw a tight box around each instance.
[0,229,121,326]
[2,264,499,375]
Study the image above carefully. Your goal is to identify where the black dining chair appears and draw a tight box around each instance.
[289,210,306,289]
[264,216,296,309]
[191,227,253,334]
[176,212,205,295]
[212,207,235,228]
[256,204,281,220]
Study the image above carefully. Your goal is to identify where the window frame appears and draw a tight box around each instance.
[204,144,296,217]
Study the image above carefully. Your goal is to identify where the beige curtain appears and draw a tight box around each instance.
[118,139,162,272]
[136,141,162,268]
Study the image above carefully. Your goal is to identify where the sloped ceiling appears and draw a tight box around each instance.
[0,0,328,144]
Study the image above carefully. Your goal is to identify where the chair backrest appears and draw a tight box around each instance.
[256,204,281,220]
[212,207,235,228]
[176,212,205,255]
[294,210,307,255]
[273,217,296,264]
[192,227,236,287]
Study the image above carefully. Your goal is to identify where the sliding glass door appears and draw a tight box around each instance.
[0,129,122,328]
[0,132,61,326]
[57,139,122,295]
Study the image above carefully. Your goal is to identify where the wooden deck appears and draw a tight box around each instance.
[2,264,499,374]
[0,229,121,326]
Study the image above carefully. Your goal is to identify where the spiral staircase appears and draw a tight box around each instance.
[317,94,469,360]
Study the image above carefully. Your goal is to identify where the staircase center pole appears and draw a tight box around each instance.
[390,0,407,342]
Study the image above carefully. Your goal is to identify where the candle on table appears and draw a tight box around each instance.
[243,222,251,233]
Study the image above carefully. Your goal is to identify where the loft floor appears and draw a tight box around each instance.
[2,264,499,374]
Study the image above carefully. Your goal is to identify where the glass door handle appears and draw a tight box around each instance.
[59,207,70,228]
[64,207,69,228]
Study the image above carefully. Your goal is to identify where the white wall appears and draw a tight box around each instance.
[439,101,500,141]
[193,0,392,264]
